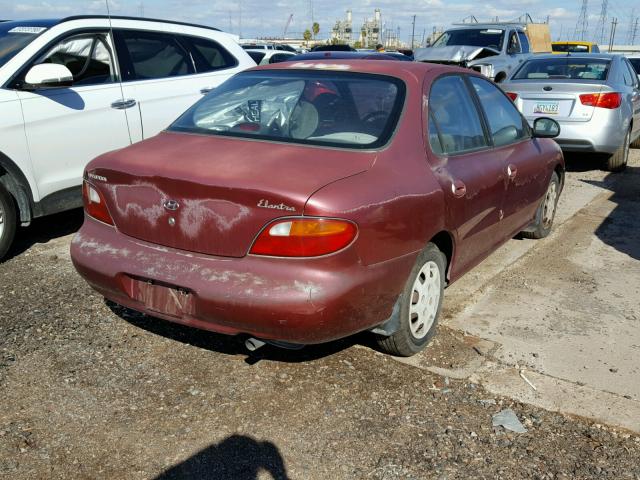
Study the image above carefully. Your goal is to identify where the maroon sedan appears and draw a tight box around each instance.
[71,60,563,356]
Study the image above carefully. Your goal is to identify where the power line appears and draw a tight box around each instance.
[596,0,609,44]
[575,0,589,41]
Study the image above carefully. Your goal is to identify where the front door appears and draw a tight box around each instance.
[17,31,133,201]
[426,74,509,279]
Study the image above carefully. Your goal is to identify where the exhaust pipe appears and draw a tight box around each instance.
[245,338,266,352]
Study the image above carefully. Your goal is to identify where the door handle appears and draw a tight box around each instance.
[200,87,215,95]
[111,99,137,110]
[507,164,518,179]
[451,180,466,198]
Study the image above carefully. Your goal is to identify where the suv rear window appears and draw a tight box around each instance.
[513,57,611,80]
[170,70,405,149]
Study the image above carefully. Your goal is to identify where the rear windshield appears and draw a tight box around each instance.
[432,28,504,51]
[552,43,590,53]
[170,70,405,149]
[513,57,611,80]
[0,22,48,68]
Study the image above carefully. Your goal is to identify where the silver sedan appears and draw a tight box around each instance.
[502,53,640,171]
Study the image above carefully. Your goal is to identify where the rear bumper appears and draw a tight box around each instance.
[526,112,627,154]
[70,217,416,344]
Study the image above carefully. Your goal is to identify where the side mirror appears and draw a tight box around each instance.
[24,64,73,90]
[532,117,560,138]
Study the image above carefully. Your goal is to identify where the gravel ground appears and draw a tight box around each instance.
[2,156,640,479]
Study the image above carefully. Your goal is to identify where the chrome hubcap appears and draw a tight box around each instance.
[408,261,441,339]
[542,181,557,228]
[0,203,4,239]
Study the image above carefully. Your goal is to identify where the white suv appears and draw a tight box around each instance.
[0,16,254,259]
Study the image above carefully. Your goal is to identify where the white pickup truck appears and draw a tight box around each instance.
[415,24,533,83]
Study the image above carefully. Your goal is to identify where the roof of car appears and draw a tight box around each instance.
[290,51,412,62]
[43,15,221,32]
[552,41,598,46]
[523,53,619,60]
[0,19,59,28]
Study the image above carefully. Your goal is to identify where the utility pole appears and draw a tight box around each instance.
[632,18,639,45]
[575,0,589,41]
[411,15,416,50]
[608,17,617,52]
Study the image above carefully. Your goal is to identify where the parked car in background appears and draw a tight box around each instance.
[244,49,296,65]
[502,54,640,170]
[310,44,356,52]
[414,24,533,82]
[288,51,413,62]
[71,60,563,357]
[552,41,600,53]
[0,16,254,260]
[241,43,297,53]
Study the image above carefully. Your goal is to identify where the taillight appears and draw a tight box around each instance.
[506,92,518,102]
[579,92,622,109]
[250,218,357,257]
[82,180,114,225]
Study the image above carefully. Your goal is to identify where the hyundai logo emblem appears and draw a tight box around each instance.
[163,200,180,211]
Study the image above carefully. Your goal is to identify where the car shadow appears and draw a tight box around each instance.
[5,207,83,261]
[582,164,640,260]
[155,434,290,480]
[108,301,379,364]
[562,152,606,172]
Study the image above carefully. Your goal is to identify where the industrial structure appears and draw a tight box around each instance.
[330,9,353,44]
[331,8,383,48]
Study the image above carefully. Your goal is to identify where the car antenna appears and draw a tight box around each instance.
[104,0,133,144]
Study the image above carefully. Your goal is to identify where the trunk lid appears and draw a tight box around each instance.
[502,81,607,122]
[89,132,374,257]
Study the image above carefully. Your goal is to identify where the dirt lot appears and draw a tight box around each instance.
[1,152,640,479]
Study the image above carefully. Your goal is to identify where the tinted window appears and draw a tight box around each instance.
[180,35,236,72]
[517,32,530,53]
[268,53,293,64]
[551,43,590,53]
[428,75,488,155]
[622,59,635,86]
[170,71,405,149]
[513,57,610,80]
[432,28,504,51]
[629,58,640,75]
[247,51,265,64]
[470,77,527,147]
[36,33,116,85]
[507,32,521,53]
[116,30,194,81]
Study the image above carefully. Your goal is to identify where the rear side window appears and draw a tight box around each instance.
[169,70,405,149]
[629,58,640,75]
[513,57,610,80]
[247,51,266,64]
[428,75,488,155]
[469,76,528,147]
[269,53,294,64]
[115,30,194,81]
[179,35,237,72]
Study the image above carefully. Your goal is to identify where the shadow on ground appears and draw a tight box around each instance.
[583,165,640,260]
[155,434,290,480]
[6,208,83,261]
[108,301,379,363]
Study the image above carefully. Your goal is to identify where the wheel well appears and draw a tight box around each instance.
[554,163,565,190]
[494,72,506,83]
[0,153,34,224]
[429,231,454,280]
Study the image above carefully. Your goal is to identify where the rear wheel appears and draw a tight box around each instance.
[376,243,446,357]
[0,183,17,261]
[522,171,560,239]
[603,128,630,172]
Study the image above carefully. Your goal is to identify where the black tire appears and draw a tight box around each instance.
[376,243,446,357]
[522,171,560,240]
[494,72,506,83]
[603,128,630,172]
[0,182,17,261]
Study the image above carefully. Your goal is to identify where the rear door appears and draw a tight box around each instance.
[621,58,640,140]
[114,29,245,139]
[469,76,549,235]
[426,74,509,279]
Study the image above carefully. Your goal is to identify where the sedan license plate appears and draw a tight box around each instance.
[533,102,559,115]
[129,278,195,317]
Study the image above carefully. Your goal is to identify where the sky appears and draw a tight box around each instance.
[1,0,638,45]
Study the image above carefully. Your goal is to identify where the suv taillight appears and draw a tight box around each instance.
[579,92,622,109]
[83,180,114,225]
[506,92,518,102]
[250,218,357,257]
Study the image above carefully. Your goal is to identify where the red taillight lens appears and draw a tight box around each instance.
[82,180,114,225]
[506,92,518,102]
[579,92,622,109]
[250,218,357,257]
